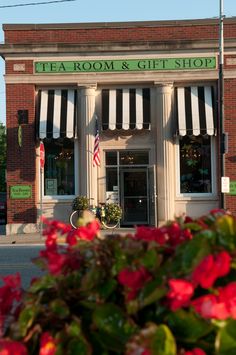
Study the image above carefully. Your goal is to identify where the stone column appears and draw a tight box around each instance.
[77,84,98,205]
[155,83,175,223]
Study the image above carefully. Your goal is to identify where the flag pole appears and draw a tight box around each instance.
[219,0,225,208]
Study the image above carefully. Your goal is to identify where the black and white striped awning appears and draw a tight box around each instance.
[102,88,150,130]
[36,89,77,139]
[176,86,215,136]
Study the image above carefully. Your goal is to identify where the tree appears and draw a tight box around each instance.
[0,122,6,192]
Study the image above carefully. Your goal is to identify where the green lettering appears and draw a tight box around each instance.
[103,61,114,71]
[93,62,103,70]
[182,59,191,68]
[82,62,92,70]
[58,62,66,71]
[40,63,48,72]
[193,59,203,68]
[74,62,81,71]
[205,58,213,67]
[50,63,57,72]
[175,59,181,68]
[137,60,146,69]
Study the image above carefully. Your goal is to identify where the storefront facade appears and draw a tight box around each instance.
[1,18,236,234]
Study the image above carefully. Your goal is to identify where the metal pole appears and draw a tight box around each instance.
[40,167,43,236]
[219,0,225,208]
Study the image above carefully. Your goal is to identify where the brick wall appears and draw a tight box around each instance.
[6,83,37,224]
[4,22,236,45]
[6,60,34,75]
[224,79,236,214]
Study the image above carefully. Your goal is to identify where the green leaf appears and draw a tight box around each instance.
[96,279,117,300]
[50,299,70,319]
[166,309,213,342]
[80,265,103,291]
[150,324,176,355]
[66,320,82,337]
[18,305,38,337]
[138,280,167,309]
[179,234,212,273]
[216,319,236,355]
[215,215,236,251]
[67,338,91,355]
[111,245,127,276]
[92,330,125,353]
[29,273,57,293]
[93,303,136,349]
[141,249,161,271]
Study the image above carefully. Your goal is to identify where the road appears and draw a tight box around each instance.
[0,245,45,290]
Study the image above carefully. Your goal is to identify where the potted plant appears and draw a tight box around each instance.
[105,202,122,222]
[71,195,89,211]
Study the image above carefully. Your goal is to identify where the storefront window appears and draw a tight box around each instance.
[179,136,212,194]
[44,139,75,196]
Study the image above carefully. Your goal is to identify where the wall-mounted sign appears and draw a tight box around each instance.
[45,179,57,195]
[221,177,230,194]
[35,56,216,74]
[230,181,236,195]
[10,185,32,199]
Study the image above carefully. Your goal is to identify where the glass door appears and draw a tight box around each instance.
[120,168,149,225]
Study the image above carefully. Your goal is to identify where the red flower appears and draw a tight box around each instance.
[135,226,167,245]
[184,348,206,355]
[191,294,232,320]
[72,220,100,242]
[2,273,21,289]
[118,266,151,301]
[0,273,22,335]
[39,332,57,355]
[40,249,68,275]
[141,350,152,355]
[0,339,27,355]
[191,294,220,319]
[167,279,194,311]
[66,230,78,246]
[218,282,236,319]
[134,222,192,247]
[192,251,231,289]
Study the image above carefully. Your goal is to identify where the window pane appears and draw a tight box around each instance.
[106,168,118,191]
[44,139,75,195]
[120,151,149,165]
[106,151,117,165]
[179,136,212,193]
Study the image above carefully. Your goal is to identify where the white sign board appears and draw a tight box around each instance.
[221,177,230,193]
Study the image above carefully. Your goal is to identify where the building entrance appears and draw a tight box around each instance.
[105,150,156,226]
[120,168,148,225]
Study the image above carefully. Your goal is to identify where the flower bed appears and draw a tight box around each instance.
[1,210,236,354]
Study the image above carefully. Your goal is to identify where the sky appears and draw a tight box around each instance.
[0,0,236,123]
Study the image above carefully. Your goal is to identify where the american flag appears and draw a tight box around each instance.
[93,115,100,167]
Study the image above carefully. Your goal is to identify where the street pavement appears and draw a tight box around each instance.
[0,224,135,245]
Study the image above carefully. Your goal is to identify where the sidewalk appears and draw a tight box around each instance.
[0,225,135,245]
